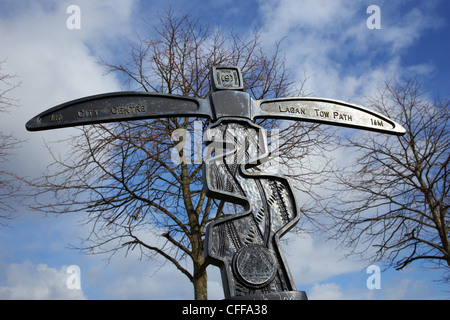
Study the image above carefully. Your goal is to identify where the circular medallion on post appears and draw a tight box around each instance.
[233,245,278,288]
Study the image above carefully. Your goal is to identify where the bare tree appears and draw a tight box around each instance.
[0,59,22,223]
[31,10,331,299]
[328,77,449,280]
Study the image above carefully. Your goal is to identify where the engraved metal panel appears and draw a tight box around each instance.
[203,118,300,299]
[25,91,212,131]
[253,97,406,135]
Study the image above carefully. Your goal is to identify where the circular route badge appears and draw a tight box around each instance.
[233,245,278,288]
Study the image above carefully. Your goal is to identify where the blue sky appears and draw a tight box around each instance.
[0,0,449,299]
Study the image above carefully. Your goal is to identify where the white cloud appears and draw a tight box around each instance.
[308,282,345,300]
[258,0,354,38]
[303,272,443,300]
[0,0,133,107]
[282,234,367,286]
[0,0,136,179]
[0,261,86,299]
[95,262,193,299]
[207,272,226,300]
[257,0,441,101]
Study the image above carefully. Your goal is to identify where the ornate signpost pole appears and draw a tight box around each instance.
[26,66,406,300]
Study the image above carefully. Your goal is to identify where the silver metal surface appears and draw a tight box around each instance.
[253,97,406,135]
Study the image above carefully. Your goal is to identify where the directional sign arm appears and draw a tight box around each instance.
[26,91,213,131]
[252,97,406,135]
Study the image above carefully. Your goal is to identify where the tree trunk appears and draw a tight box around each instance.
[193,262,208,300]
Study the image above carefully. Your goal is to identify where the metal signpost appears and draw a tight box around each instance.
[26,66,406,300]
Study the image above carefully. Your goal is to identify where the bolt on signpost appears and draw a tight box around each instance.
[26,66,406,300]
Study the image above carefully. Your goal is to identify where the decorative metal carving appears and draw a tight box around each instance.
[26,65,406,300]
[203,118,303,299]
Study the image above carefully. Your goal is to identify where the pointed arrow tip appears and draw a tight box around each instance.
[25,117,41,132]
